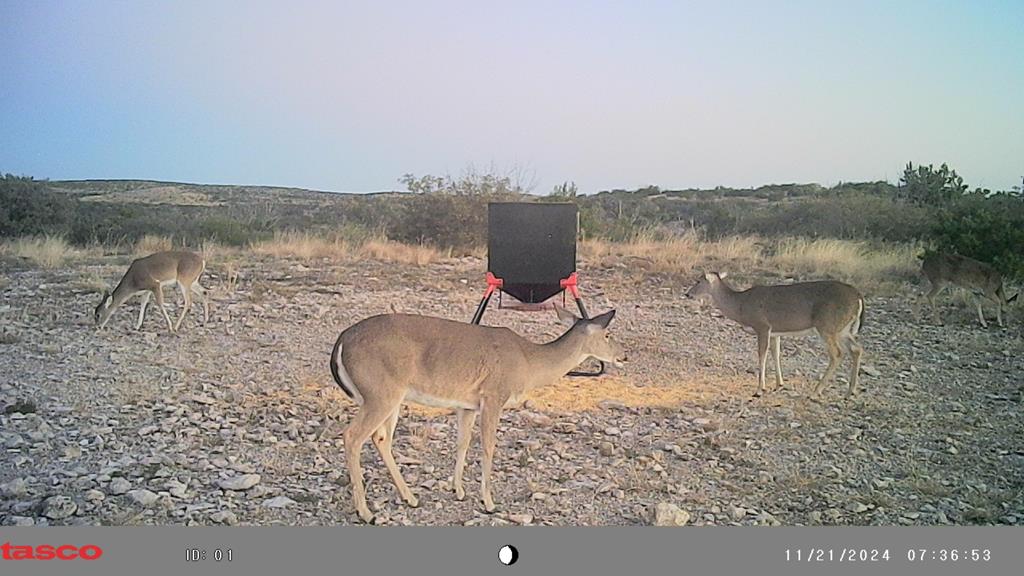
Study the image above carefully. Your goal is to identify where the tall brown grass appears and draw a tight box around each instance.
[252,231,350,260]
[0,235,80,268]
[581,230,919,293]
[581,230,764,275]
[251,231,446,266]
[133,234,174,256]
[358,239,447,266]
[769,238,920,290]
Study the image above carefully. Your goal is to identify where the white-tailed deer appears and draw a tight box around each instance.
[921,253,1017,328]
[94,250,210,333]
[329,307,625,523]
[687,272,865,398]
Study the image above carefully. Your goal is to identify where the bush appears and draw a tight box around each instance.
[931,194,1024,280]
[0,175,74,237]
[390,193,493,249]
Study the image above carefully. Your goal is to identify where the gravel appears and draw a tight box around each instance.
[1,254,1022,526]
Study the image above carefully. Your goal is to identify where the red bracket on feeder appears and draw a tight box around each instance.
[471,272,504,325]
[483,271,504,297]
[560,272,580,299]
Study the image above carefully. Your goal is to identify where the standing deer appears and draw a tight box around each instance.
[329,307,625,523]
[94,250,210,333]
[687,272,865,398]
[921,253,1017,328]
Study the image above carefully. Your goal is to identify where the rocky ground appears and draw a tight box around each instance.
[1,252,1023,526]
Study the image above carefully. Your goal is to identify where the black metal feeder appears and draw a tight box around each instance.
[470,202,604,377]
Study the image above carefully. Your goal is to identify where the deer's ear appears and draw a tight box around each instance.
[703,272,715,282]
[718,271,728,279]
[554,305,580,326]
[590,309,616,329]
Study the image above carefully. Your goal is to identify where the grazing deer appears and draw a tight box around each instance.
[94,250,210,333]
[329,307,625,523]
[687,272,865,398]
[921,253,1017,328]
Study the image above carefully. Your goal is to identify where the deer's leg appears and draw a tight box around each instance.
[841,332,864,397]
[478,398,505,513]
[371,406,418,507]
[771,335,784,391]
[343,397,398,523]
[191,282,210,323]
[989,293,1004,328]
[151,286,174,333]
[925,281,945,324]
[453,408,476,501]
[174,281,192,332]
[754,329,770,397]
[813,332,843,396]
[134,291,151,330]
[975,296,988,328]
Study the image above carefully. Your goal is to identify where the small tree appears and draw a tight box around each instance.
[399,164,535,196]
[897,162,968,206]
[549,181,578,198]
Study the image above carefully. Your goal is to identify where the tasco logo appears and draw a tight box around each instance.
[1,541,104,560]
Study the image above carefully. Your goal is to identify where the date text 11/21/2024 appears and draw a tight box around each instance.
[184,548,233,562]
[786,549,992,563]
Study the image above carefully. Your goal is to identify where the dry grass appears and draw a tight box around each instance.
[770,238,920,292]
[581,230,763,275]
[581,231,919,293]
[0,235,79,268]
[253,232,447,266]
[252,231,351,261]
[200,239,236,260]
[133,234,174,256]
[358,239,447,266]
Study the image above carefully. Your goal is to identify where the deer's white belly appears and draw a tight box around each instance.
[404,390,477,410]
[771,329,817,337]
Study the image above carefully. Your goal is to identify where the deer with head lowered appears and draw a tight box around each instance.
[94,250,210,333]
[329,307,625,523]
[687,272,865,398]
[921,252,1017,328]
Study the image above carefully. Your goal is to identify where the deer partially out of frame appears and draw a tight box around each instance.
[329,307,625,523]
[921,253,1017,328]
[94,250,210,333]
[687,272,865,398]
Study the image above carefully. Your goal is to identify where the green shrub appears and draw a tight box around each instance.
[931,194,1024,280]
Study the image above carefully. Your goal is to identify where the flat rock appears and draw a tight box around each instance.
[43,496,77,520]
[218,474,261,491]
[128,489,159,506]
[210,510,239,525]
[650,502,690,526]
[261,496,297,509]
[108,477,131,495]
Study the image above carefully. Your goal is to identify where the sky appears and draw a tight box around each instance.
[1,0,1022,194]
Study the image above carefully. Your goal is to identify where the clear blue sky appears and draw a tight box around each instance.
[2,0,1022,193]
